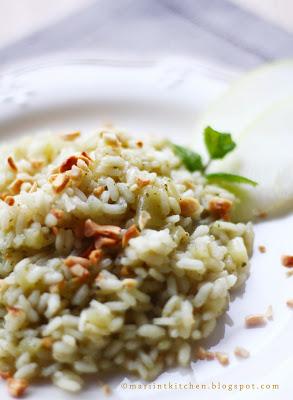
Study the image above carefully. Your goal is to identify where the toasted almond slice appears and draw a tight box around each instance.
[84,219,121,239]
[7,378,28,397]
[59,155,79,173]
[286,299,293,308]
[265,305,273,320]
[179,197,200,217]
[61,131,80,141]
[122,224,140,247]
[245,314,267,327]
[208,197,232,221]
[234,346,250,359]
[281,255,293,268]
[89,249,103,265]
[258,245,266,253]
[215,352,229,366]
[7,156,17,172]
[64,256,91,268]
[51,174,70,193]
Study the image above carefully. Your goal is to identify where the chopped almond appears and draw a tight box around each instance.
[258,245,266,254]
[102,384,112,396]
[102,132,121,147]
[258,212,268,219]
[81,151,93,162]
[180,197,200,217]
[245,314,266,328]
[265,305,273,320]
[61,131,80,141]
[51,174,70,193]
[122,225,140,247]
[7,306,23,316]
[196,346,207,360]
[95,237,117,249]
[286,299,293,308]
[70,264,89,279]
[136,178,150,188]
[234,346,250,359]
[136,141,143,148]
[51,226,59,236]
[9,179,24,195]
[0,370,12,380]
[281,255,293,268]
[50,208,65,220]
[208,197,232,221]
[7,378,28,398]
[65,256,91,268]
[84,219,121,239]
[89,249,102,265]
[7,156,17,172]
[93,186,106,197]
[215,352,229,366]
[59,155,79,173]
[5,196,15,206]
[42,337,53,349]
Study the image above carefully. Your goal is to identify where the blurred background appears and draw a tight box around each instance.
[0,0,293,70]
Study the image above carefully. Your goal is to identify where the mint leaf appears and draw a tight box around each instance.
[204,126,236,160]
[172,144,204,172]
[206,172,258,186]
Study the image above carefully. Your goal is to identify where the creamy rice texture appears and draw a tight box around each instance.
[0,130,253,395]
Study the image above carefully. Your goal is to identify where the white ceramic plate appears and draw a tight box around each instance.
[0,55,291,400]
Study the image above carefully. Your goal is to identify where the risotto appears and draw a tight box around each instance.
[0,129,253,396]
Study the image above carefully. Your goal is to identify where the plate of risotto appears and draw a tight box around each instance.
[0,55,292,400]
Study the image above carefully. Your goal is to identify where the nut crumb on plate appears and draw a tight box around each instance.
[258,245,266,253]
[265,305,273,320]
[281,255,293,267]
[215,352,229,366]
[234,346,250,359]
[286,299,293,308]
[245,314,267,327]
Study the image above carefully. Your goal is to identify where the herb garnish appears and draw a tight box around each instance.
[171,126,257,186]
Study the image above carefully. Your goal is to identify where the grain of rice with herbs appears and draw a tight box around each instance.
[0,129,253,395]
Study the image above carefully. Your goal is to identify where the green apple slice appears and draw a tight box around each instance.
[210,99,293,221]
[195,60,293,156]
